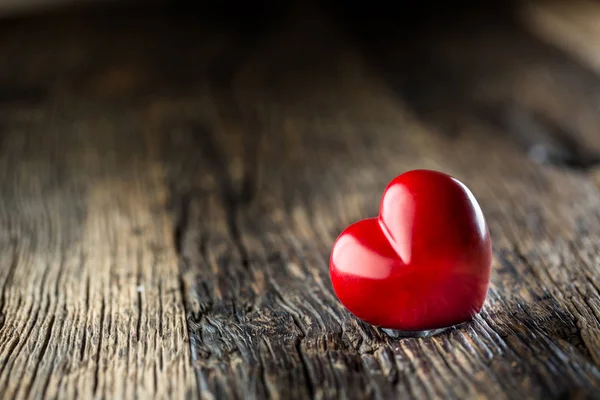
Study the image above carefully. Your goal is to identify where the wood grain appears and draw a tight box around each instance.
[0,119,196,398]
[0,1,599,399]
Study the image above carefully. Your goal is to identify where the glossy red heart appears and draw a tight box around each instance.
[330,170,492,331]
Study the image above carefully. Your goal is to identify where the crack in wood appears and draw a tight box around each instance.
[0,243,18,332]
[92,298,105,397]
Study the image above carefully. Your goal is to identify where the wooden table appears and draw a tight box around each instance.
[0,1,599,398]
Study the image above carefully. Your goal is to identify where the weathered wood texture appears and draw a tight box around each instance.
[0,1,600,398]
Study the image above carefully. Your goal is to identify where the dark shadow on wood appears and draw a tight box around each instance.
[329,1,600,170]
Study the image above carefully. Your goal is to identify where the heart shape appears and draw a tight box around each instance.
[330,170,492,331]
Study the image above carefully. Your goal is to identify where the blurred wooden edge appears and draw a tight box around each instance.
[521,0,600,74]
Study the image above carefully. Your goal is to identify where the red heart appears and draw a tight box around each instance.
[330,170,492,331]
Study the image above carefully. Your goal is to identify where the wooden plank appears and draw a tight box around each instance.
[0,116,196,397]
[0,2,599,399]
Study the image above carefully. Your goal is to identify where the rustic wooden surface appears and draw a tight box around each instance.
[0,1,600,398]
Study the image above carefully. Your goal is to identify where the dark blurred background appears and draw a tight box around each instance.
[2,0,599,169]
